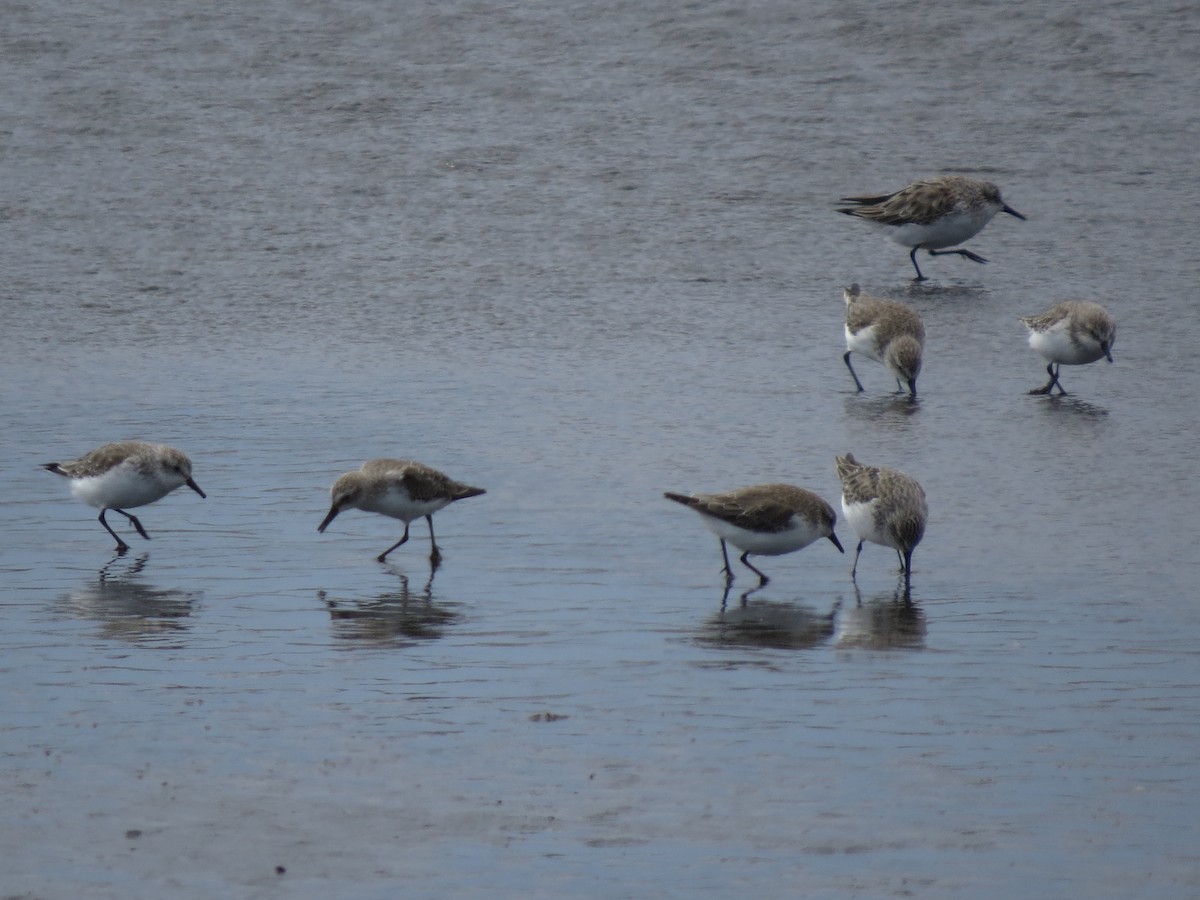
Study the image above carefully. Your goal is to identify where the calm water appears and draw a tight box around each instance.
[3,0,1199,896]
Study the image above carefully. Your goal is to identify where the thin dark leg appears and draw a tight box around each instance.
[928,247,989,265]
[718,539,734,584]
[851,540,864,579]
[426,515,442,568]
[1029,362,1065,395]
[110,508,150,540]
[739,551,770,587]
[843,351,865,392]
[377,523,411,562]
[98,509,131,553]
[909,247,926,281]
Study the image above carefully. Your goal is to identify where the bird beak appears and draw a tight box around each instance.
[317,505,339,533]
[907,379,918,399]
[828,532,845,554]
[1002,204,1026,220]
[187,478,207,499]
[1102,342,1113,363]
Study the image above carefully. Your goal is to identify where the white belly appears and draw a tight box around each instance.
[1028,325,1105,366]
[701,515,823,556]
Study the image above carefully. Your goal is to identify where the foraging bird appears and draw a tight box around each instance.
[834,453,926,593]
[837,174,1025,281]
[1020,300,1116,395]
[842,283,925,398]
[42,441,206,552]
[664,483,844,586]
[318,459,485,564]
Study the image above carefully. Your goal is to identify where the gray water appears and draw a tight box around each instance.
[3,1,1199,896]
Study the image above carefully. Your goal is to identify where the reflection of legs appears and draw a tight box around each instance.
[739,552,770,587]
[377,523,411,562]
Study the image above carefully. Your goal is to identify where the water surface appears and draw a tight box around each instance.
[3,1,1199,896]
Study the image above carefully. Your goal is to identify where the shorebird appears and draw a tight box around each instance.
[318,459,485,564]
[1020,300,1116,395]
[837,174,1025,280]
[841,283,926,398]
[42,441,206,552]
[664,483,844,586]
[834,453,926,593]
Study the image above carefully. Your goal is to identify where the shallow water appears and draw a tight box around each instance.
[3,0,1199,896]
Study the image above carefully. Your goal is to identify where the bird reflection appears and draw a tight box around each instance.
[835,585,926,650]
[699,591,838,651]
[1035,394,1109,421]
[842,392,921,425]
[321,572,460,646]
[56,553,199,644]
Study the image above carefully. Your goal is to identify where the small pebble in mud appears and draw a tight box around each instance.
[276,866,286,875]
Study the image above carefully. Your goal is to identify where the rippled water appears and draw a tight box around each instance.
[3,0,1199,896]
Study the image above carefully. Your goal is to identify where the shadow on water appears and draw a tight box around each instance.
[835,585,927,650]
[695,586,838,651]
[1030,392,1110,422]
[55,553,200,644]
[899,280,992,301]
[842,392,921,425]
[319,570,461,647]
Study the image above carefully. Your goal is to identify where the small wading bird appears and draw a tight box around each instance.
[834,453,926,594]
[42,441,206,552]
[664,483,844,587]
[1019,300,1116,396]
[318,459,486,565]
[837,174,1025,281]
[841,283,925,398]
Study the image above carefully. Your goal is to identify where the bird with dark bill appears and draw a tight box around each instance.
[318,459,485,565]
[837,174,1025,281]
[665,483,844,586]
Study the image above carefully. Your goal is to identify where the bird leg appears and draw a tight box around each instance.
[426,515,442,569]
[928,247,989,265]
[850,540,865,579]
[377,523,411,562]
[98,509,131,553]
[1029,362,1066,395]
[843,351,866,392]
[908,247,927,281]
[739,551,770,587]
[718,539,735,584]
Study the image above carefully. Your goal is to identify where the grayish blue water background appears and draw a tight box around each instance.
[3,0,1199,896]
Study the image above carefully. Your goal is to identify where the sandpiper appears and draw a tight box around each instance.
[837,174,1025,281]
[42,441,206,552]
[842,283,926,398]
[834,453,926,593]
[318,459,486,564]
[664,483,844,586]
[1020,300,1116,395]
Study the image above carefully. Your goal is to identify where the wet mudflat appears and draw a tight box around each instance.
[2,0,1199,896]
